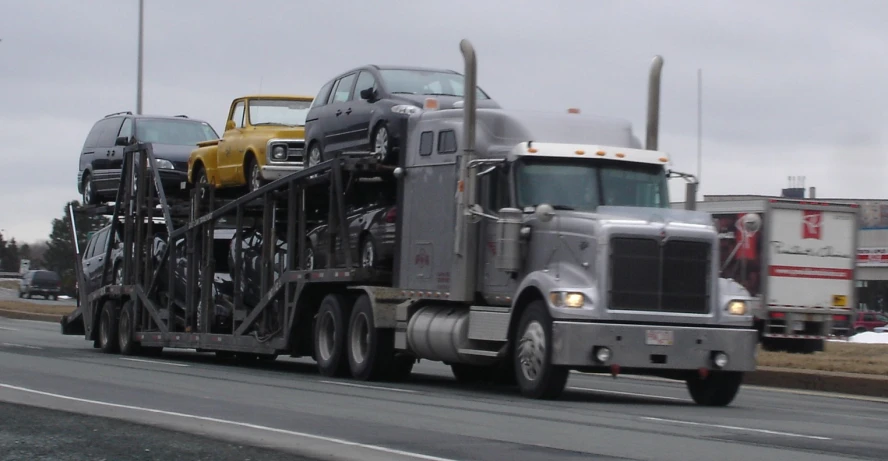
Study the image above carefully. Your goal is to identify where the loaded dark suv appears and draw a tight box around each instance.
[303,65,500,168]
[78,112,220,205]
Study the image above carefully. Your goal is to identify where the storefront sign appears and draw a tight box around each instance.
[857,247,888,267]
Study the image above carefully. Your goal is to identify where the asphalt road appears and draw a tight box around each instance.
[0,316,885,461]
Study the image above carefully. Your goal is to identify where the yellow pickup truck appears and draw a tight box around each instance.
[188,95,314,194]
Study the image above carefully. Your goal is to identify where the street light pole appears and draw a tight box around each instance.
[136,0,144,114]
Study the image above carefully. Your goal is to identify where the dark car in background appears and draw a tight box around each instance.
[78,112,220,205]
[19,270,62,300]
[303,65,500,168]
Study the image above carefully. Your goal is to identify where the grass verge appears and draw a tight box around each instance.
[758,341,888,375]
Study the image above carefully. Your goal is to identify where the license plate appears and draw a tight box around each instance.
[832,295,847,307]
[792,321,804,331]
[645,329,674,346]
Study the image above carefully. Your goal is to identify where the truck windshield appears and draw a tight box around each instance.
[135,119,219,145]
[515,158,668,211]
[378,69,490,99]
[249,99,312,126]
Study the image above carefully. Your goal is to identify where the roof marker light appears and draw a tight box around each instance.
[616,153,625,158]
[528,147,538,153]
[658,157,668,162]
[575,150,585,155]
[424,98,439,110]
[568,108,580,114]
[596,151,606,156]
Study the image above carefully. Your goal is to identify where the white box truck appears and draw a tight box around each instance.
[691,198,858,353]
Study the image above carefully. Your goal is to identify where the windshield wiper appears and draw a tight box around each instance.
[552,205,575,210]
[392,91,417,95]
[424,93,461,97]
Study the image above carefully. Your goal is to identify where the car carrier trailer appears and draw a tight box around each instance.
[60,39,758,405]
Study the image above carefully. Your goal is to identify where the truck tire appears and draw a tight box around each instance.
[513,300,569,399]
[347,294,395,381]
[314,293,353,377]
[686,371,744,406]
[117,300,141,356]
[98,300,121,354]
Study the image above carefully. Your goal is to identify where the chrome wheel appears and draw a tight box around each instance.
[374,126,389,159]
[517,320,546,382]
[308,145,322,168]
[82,176,93,204]
[361,239,375,268]
[249,162,261,191]
[317,310,336,362]
[349,311,370,366]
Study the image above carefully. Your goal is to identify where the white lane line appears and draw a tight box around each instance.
[0,383,462,461]
[0,326,20,331]
[119,358,190,368]
[320,380,418,394]
[640,416,831,440]
[569,387,685,402]
[1,342,42,350]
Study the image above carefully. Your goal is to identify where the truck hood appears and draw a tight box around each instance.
[544,205,715,234]
[392,93,501,110]
[251,126,306,139]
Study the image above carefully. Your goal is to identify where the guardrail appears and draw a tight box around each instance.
[0,272,23,279]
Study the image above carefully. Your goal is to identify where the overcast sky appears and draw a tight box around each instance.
[1,0,886,243]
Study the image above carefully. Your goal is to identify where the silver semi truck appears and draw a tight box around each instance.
[61,39,758,406]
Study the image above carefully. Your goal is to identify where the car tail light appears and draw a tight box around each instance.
[833,315,848,322]
[769,312,785,319]
[385,208,397,223]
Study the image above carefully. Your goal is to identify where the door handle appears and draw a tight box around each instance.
[335,110,342,116]
[345,108,352,115]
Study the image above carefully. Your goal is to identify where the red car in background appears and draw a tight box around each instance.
[853,311,888,334]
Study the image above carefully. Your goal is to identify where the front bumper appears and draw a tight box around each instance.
[261,164,304,181]
[551,321,758,372]
[157,169,187,189]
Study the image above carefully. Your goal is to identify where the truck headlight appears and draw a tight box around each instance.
[726,300,747,315]
[154,159,174,169]
[391,105,422,116]
[272,146,286,160]
[549,291,586,308]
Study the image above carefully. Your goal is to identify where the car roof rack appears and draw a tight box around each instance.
[104,111,133,118]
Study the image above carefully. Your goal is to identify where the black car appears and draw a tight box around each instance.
[78,112,220,205]
[303,65,500,168]
[80,224,126,294]
[18,270,62,300]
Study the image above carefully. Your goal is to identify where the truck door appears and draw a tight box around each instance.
[219,100,247,185]
[479,166,512,290]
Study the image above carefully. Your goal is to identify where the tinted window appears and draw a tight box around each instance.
[438,130,457,154]
[118,118,134,139]
[249,99,312,127]
[95,117,125,147]
[90,229,110,258]
[354,71,377,100]
[135,119,219,145]
[312,81,334,108]
[83,121,104,149]
[33,271,60,283]
[231,101,246,128]
[378,69,490,99]
[331,73,356,103]
[419,131,433,156]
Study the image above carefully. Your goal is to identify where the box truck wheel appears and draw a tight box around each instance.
[314,294,353,377]
[513,300,569,399]
[117,300,141,356]
[347,294,396,381]
[685,371,743,406]
[98,300,121,354]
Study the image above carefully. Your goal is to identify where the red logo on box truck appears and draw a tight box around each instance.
[802,210,822,240]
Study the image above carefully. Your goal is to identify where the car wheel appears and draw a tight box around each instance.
[306,143,323,169]
[304,245,315,270]
[247,158,262,192]
[373,124,391,162]
[82,173,96,205]
[360,236,377,269]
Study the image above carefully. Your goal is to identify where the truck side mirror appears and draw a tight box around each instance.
[685,182,697,210]
[495,208,524,272]
[225,120,236,131]
[115,136,130,147]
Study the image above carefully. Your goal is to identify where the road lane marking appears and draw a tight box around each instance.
[320,380,418,394]
[0,326,19,331]
[568,387,685,402]
[0,383,463,461]
[119,358,190,367]
[1,342,42,350]
[640,416,831,440]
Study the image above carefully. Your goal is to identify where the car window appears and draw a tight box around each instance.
[377,69,491,99]
[135,119,219,145]
[331,73,356,103]
[92,229,110,258]
[419,131,433,156]
[231,101,246,128]
[353,71,377,101]
[312,81,334,109]
[83,121,104,149]
[877,314,888,322]
[248,99,312,127]
[95,117,125,147]
[118,118,134,140]
[438,130,457,154]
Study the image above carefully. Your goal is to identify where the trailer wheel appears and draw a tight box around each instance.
[513,300,569,399]
[98,300,121,354]
[118,300,141,356]
[347,294,394,381]
[686,371,744,407]
[314,293,353,377]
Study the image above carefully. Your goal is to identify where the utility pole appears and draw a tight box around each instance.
[136,0,144,114]
[696,68,703,186]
